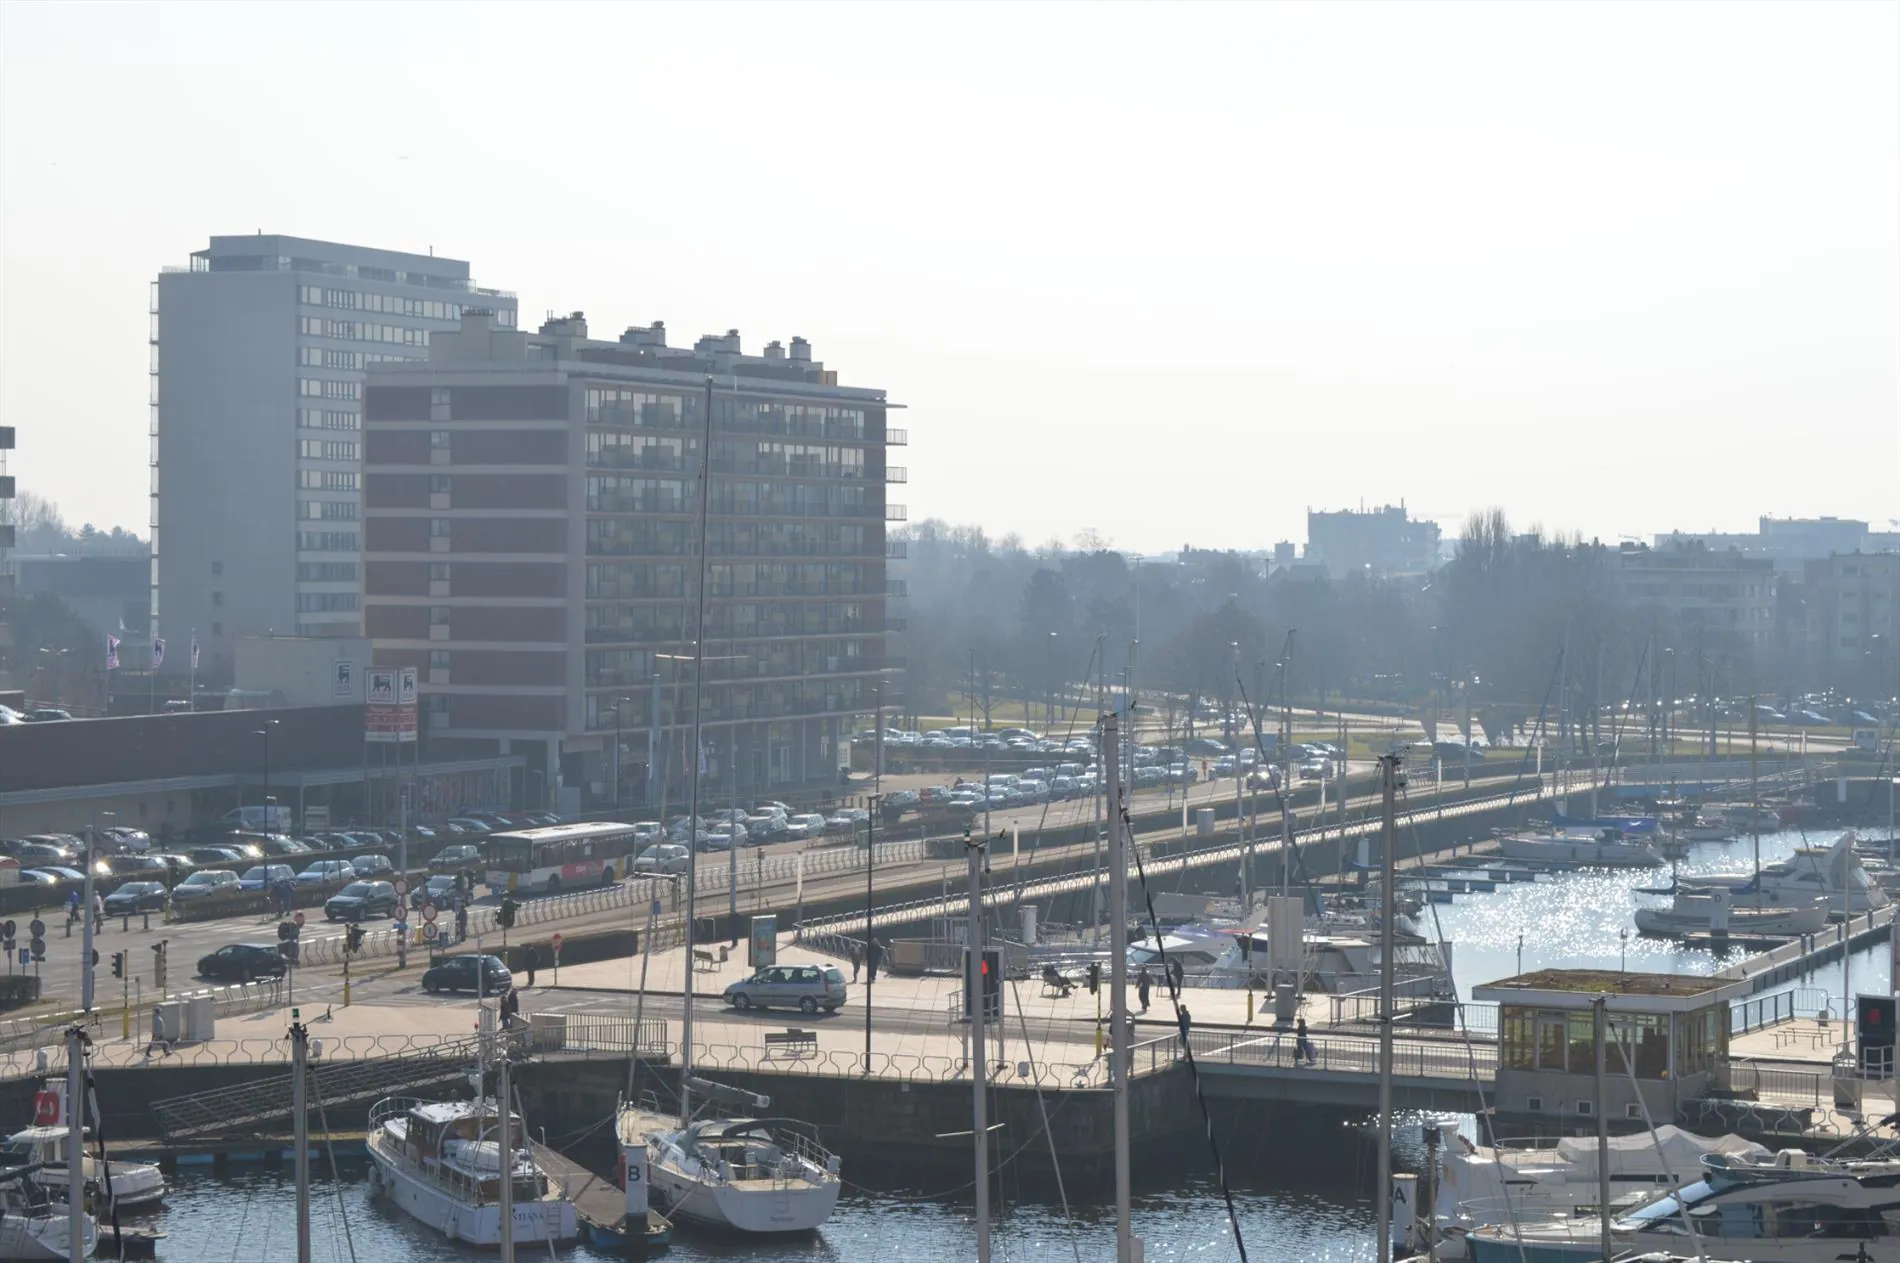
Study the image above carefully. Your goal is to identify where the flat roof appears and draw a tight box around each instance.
[1474,968,1752,1013]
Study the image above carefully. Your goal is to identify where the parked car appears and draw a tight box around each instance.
[23,708,73,722]
[258,836,312,857]
[12,841,75,865]
[238,864,295,892]
[13,870,58,888]
[172,870,240,901]
[188,846,248,867]
[325,880,399,921]
[104,854,169,878]
[25,867,88,885]
[295,860,356,886]
[103,882,168,915]
[420,953,513,995]
[197,942,288,983]
[785,814,827,841]
[104,826,152,853]
[350,854,395,878]
[409,874,458,910]
[722,963,848,1014]
[445,818,493,836]
[632,843,691,876]
[430,844,482,873]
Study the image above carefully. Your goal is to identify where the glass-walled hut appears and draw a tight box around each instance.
[1475,969,1747,1128]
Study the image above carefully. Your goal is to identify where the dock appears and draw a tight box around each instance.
[531,1139,671,1253]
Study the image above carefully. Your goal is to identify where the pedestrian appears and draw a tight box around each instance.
[455,901,469,944]
[1178,1005,1194,1045]
[66,890,80,926]
[144,1007,174,1060]
[500,986,521,1030]
[525,947,538,988]
[850,943,862,983]
[1137,966,1152,1013]
[1170,957,1184,993]
[1296,1017,1315,1066]
[865,938,884,983]
[92,892,105,923]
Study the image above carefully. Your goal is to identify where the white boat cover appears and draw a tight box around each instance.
[1552,1125,1767,1175]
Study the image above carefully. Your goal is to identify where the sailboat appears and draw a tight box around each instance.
[5,1083,166,1210]
[615,374,842,1235]
[0,1167,95,1262]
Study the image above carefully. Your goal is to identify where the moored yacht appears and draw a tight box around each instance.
[0,1170,95,1262]
[366,1096,577,1246]
[1465,1149,1900,1263]
[1632,887,1829,938]
[1690,831,1888,915]
[0,1124,166,1211]
[1498,827,1664,868]
[619,1103,841,1234]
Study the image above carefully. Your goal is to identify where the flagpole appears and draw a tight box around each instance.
[149,640,159,715]
[189,631,198,713]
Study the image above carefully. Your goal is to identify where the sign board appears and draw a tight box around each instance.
[423,923,439,941]
[334,660,356,699]
[393,878,409,898]
[550,933,564,954]
[398,667,419,743]
[748,915,778,969]
[305,806,331,831]
[366,668,403,743]
[422,903,437,924]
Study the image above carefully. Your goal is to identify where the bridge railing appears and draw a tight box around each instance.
[1730,987,1832,1036]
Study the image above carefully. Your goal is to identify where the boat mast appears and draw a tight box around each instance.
[65,1026,84,1263]
[966,826,990,1263]
[1593,994,1612,1263]
[1106,710,1133,1263]
[680,373,716,1121]
[499,1043,515,1262]
[1375,753,1399,1263]
[1749,698,1760,912]
[291,1016,311,1263]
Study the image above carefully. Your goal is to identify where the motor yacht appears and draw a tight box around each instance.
[1498,827,1665,868]
[1633,888,1829,938]
[1689,832,1888,915]
[366,1096,577,1246]
[619,1105,841,1234]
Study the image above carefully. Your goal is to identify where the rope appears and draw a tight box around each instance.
[309,1064,359,1263]
[1004,974,1086,1263]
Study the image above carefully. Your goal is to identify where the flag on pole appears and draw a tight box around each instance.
[151,637,165,669]
[190,635,200,671]
[106,636,121,670]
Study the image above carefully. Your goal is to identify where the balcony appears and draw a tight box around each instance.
[886,540,907,559]
[884,467,908,484]
[885,504,907,522]
[885,428,908,446]
[885,580,907,597]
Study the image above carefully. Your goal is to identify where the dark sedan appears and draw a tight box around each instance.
[102,881,168,915]
[421,953,512,995]
[197,942,289,983]
[324,880,399,921]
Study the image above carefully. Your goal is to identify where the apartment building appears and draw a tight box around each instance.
[362,311,902,807]
[152,235,518,671]
[1613,543,1777,646]
[1305,504,1441,577]
[1803,551,1900,694]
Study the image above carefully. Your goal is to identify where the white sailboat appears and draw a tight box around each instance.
[0,1172,95,1262]
[5,1083,165,1210]
[1497,827,1664,867]
[1633,886,1829,937]
[1689,832,1888,914]
[617,374,842,1236]
[366,1094,578,1246]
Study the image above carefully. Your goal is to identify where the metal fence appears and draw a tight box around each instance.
[1731,987,1832,1036]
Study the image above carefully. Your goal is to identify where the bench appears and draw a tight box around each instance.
[691,945,729,971]
[1040,966,1074,999]
[763,1029,817,1058]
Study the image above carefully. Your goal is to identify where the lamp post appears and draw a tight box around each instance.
[254,719,280,829]
[82,809,113,1012]
[613,696,633,812]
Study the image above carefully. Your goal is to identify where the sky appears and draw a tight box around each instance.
[1,1,1896,555]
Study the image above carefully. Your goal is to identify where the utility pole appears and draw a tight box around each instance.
[864,789,877,1072]
[291,1015,312,1263]
[1233,642,1248,910]
[499,1043,516,1261]
[65,1026,86,1263]
[1594,995,1612,1263]
[1093,632,1106,945]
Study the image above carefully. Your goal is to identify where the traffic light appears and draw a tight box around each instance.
[1086,962,1100,995]
[346,925,365,955]
[151,941,167,990]
[979,947,1002,1022]
[498,896,518,931]
[110,952,124,980]
[91,949,99,968]
[1859,995,1896,1075]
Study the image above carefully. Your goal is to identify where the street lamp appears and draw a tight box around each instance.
[613,696,633,812]
[254,719,281,828]
[82,809,113,1012]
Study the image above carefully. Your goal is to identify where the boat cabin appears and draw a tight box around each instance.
[398,1101,543,1206]
[1474,969,1746,1126]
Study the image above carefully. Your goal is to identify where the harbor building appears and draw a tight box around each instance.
[1305,504,1441,577]
[1802,551,1900,696]
[361,310,903,810]
[151,235,519,674]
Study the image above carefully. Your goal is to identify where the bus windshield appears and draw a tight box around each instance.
[486,837,536,873]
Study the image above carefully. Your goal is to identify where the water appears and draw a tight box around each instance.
[1420,826,1891,1010]
[143,1157,1384,1263]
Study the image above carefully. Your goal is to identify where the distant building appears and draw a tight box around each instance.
[235,634,373,708]
[1305,504,1440,577]
[361,310,900,809]
[152,234,519,672]
[0,424,13,693]
[1654,516,1894,573]
[1802,551,1900,694]
[1614,543,1777,646]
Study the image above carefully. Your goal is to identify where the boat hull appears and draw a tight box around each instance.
[0,1213,94,1261]
[1498,836,1662,867]
[648,1157,840,1234]
[1633,902,1828,937]
[367,1132,577,1246]
[29,1162,165,1209]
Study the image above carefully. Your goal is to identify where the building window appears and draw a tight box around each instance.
[297,592,361,613]
[430,518,451,538]
[430,474,451,494]
[430,429,452,449]
[298,469,359,490]
[430,649,450,671]
[212,590,224,607]
[430,563,450,583]
[429,606,451,626]
[297,439,360,460]
[299,378,362,401]
[300,500,359,521]
[299,408,360,431]
[298,531,359,552]
[296,562,359,582]
[211,560,222,576]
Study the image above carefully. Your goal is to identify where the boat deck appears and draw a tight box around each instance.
[531,1139,671,1245]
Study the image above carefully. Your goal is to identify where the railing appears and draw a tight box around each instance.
[1187,1026,1497,1084]
[1731,987,1832,1036]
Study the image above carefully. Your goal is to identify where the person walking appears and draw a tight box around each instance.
[865,938,885,984]
[1169,957,1184,993]
[1295,1016,1316,1066]
[92,891,105,923]
[1136,966,1153,1013]
[500,986,521,1030]
[454,899,469,944]
[1178,1004,1194,1046]
[66,889,80,927]
[144,1006,174,1059]
[850,942,863,983]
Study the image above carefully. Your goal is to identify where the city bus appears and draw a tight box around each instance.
[483,821,650,894]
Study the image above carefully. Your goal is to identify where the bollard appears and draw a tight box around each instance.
[121,916,129,933]
[142,912,150,931]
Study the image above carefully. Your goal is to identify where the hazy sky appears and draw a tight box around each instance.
[2,1,1895,554]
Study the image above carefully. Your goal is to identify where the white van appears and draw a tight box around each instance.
[220,805,293,833]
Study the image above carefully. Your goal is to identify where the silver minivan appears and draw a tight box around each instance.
[723,964,848,1014]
